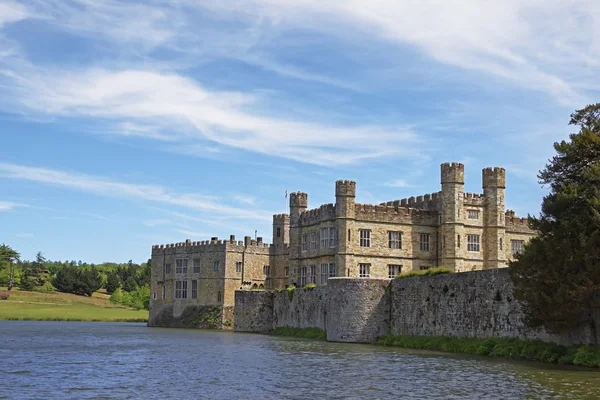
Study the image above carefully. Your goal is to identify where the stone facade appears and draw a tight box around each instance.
[149,162,534,328]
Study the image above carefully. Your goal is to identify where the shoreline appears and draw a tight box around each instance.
[1,317,148,323]
[375,335,600,368]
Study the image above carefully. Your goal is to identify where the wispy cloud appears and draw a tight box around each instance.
[382,179,409,188]
[233,195,257,206]
[1,68,421,165]
[0,1,31,27]
[0,162,272,221]
[172,229,212,239]
[0,201,26,211]
[15,233,34,239]
[143,219,171,227]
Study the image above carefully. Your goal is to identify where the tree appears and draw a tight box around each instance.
[105,270,122,294]
[122,276,138,292]
[0,244,20,290]
[21,252,50,291]
[510,103,600,340]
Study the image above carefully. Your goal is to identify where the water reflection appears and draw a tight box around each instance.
[1,321,598,400]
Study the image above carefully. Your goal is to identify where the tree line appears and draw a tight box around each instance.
[0,247,151,309]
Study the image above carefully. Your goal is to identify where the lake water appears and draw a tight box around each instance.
[1,321,599,399]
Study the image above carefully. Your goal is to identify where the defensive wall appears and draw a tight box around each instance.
[234,269,599,346]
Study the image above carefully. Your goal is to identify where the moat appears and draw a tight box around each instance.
[1,321,598,399]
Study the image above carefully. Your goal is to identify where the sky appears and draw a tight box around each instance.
[0,0,599,263]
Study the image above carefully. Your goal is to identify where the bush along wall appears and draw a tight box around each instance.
[376,335,600,368]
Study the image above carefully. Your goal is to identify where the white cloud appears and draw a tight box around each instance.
[143,219,171,227]
[15,233,34,239]
[382,179,409,188]
[173,229,212,239]
[0,1,30,27]
[0,162,272,221]
[0,201,25,211]
[233,195,257,206]
[2,68,421,165]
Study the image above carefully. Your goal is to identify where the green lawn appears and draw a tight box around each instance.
[0,287,148,322]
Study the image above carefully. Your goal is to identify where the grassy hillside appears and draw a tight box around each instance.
[0,287,148,322]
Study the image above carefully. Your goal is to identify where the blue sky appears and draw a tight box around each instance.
[1,0,599,263]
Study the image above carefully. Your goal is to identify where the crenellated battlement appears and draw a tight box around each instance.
[505,210,533,233]
[463,192,485,206]
[355,203,438,224]
[289,192,308,207]
[298,203,336,226]
[441,162,465,184]
[273,213,290,222]
[336,180,356,197]
[381,192,440,211]
[483,167,506,188]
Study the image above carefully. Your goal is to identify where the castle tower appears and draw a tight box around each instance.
[272,214,290,248]
[289,192,308,286]
[440,162,465,271]
[482,167,507,269]
[335,180,356,278]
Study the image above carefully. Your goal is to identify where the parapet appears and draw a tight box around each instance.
[355,203,438,225]
[336,180,356,197]
[505,210,534,233]
[463,192,485,206]
[441,162,464,185]
[298,203,336,226]
[290,192,308,208]
[381,192,440,212]
[483,167,506,189]
[273,213,290,223]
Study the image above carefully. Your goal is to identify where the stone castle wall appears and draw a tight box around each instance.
[234,270,599,346]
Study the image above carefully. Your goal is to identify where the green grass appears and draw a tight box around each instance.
[273,327,326,340]
[0,287,148,322]
[376,335,600,368]
[395,267,452,279]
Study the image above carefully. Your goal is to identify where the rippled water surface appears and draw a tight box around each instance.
[1,321,599,399]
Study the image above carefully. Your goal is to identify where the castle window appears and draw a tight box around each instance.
[191,280,198,299]
[217,291,222,302]
[419,234,430,251]
[468,210,480,219]
[161,286,165,300]
[388,231,402,249]
[192,259,201,274]
[152,291,157,300]
[263,265,271,277]
[348,229,351,242]
[236,262,243,273]
[329,263,336,278]
[284,267,289,277]
[277,227,281,238]
[457,235,461,248]
[301,235,307,252]
[420,266,430,271]
[511,240,525,256]
[467,234,480,252]
[310,232,317,251]
[359,230,371,247]
[499,238,503,250]
[388,265,402,278]
[300,266,307,287]
[320,228,329,248]
[164,263,171,274]
[329,228,337,248]
[310,265,316,284]
[213,261,219,272]
[175,280,187,299]
[359,263,371,278]
[320,263,329,284]
[175,258,188,274]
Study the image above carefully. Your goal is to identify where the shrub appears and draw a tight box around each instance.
[304,283,316,291]
[0,292,10,300]
[109,285,150,310]
[375,335,600,368]
[396,267,452,279]
[287,285,296,301]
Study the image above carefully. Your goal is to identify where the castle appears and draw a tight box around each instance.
[149,162,535,326]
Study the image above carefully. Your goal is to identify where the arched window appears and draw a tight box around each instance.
[259,284,264,290]
[217,291,222,302]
